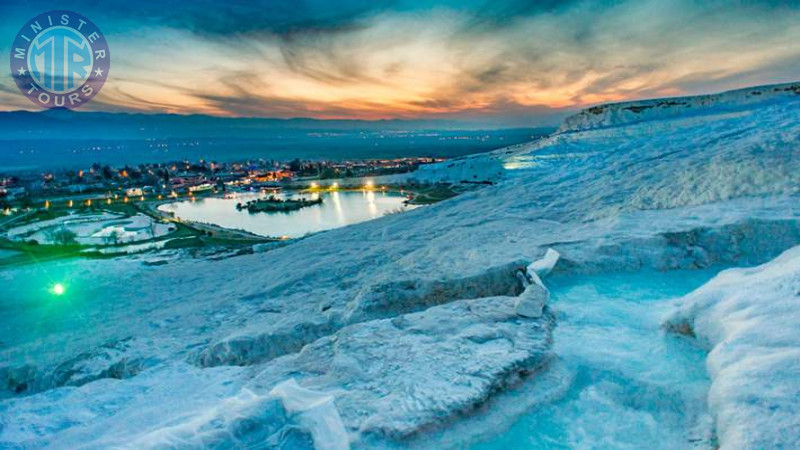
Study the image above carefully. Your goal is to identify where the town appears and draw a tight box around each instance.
[0,156,444,209]
[0,155,456,267]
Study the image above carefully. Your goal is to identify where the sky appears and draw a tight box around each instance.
[2,0,800,126]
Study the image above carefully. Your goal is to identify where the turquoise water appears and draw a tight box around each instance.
[473,269,719,449]
[1,257,721,446]
[158,190,413,238]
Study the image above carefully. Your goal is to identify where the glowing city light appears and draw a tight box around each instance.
[330,182,339,190]
[52,283,65,295]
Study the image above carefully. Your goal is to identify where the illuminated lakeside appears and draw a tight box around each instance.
[158,190,413,238]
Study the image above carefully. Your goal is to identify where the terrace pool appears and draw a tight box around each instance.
[422,269,722,449]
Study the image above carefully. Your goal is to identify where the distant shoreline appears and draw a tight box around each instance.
[0,128,552,174]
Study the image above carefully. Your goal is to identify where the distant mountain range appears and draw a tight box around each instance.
[0,110,542,141]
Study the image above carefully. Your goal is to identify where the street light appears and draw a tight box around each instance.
[52,283,65,296]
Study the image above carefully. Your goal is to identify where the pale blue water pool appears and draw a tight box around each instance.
[471,269,719,449]
[158,190,412,238]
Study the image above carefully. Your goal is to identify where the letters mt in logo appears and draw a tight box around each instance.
[10,11,110,109]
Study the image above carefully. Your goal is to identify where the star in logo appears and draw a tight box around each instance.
[17,67,26,76]
[94,68,104,77]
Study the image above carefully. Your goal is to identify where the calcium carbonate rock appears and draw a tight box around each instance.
[514,273,549,318]
[528,248,561,278]
[251,296,554,444]
[270,379,350,450]
[0,364,36,394]
[515,249,560,318]
[558,82,800,133]
[664,245,800,449]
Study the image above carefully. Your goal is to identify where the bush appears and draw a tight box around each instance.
[45,227,78,245]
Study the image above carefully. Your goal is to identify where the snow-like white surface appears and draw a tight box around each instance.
[478,269,716,449]
[270,379,349,450]
[560,82,800,133]
[528,248,560,278]
[5,212,174,245]
[665,246,800,449]
[514,249,559,318]
[2,82,800,447]
[253,296,553,444]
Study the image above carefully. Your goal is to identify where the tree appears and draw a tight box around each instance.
[319,167,337,179]
[46,227,77,245]
[20,197,33,210]
[105,229,121,245]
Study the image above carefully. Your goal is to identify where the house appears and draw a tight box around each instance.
[0,186,26,201]
[125,187,144,197]
[189,183,214,194]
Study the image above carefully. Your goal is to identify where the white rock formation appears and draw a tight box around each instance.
[515,249,560,318]
[559,82,800,133]
[664,245,800,449]
[528,248,561,278]
[270,379,349,450]
[514,274,548,318]
[253,296,554,444]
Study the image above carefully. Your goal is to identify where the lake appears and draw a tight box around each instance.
[158,190,413,238]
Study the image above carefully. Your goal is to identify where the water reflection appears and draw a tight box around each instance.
[158,190,412,238]
[365,190,378,216]
[331,191,345,224]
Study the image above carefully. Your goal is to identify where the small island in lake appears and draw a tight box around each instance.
[236,195,322,213]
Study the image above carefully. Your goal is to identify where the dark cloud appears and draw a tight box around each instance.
[7,0,398,36]
[6,0,588,37]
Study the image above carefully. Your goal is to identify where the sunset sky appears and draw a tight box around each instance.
[3,0,800,126]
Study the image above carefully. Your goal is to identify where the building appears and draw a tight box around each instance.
[188,183,214,194]
[0,186,26,201]
[125,187,144,197]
